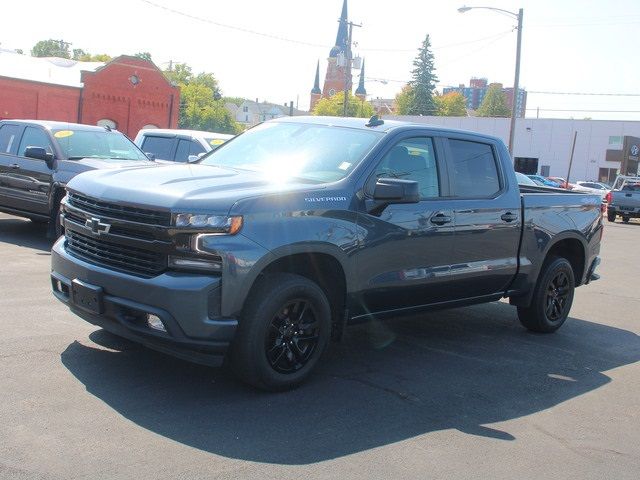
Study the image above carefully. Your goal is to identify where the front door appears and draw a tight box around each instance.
[0,123,25,210]
[355,135,456,315]
[9,126,55,215]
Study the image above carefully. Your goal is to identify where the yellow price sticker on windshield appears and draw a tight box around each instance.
[54,130,74,138]
[210,139,226,146]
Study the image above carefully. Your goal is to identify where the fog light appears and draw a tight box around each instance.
[168,255,222,272]
[147,314,166,332]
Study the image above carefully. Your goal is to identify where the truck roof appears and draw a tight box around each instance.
[273,115,503,143]
[0,119,111,132]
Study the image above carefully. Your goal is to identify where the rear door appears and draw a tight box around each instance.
[444,136,522,298]
[9,126,55,214]
[356,134,457,314]
[0,123,25,209]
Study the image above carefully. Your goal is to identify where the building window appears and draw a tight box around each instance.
[97,119,117,129]
[328,88,336,96]
[540,165,550,177]
[242,106,248,112]
[598,167,618,185]
[608,136,622,145]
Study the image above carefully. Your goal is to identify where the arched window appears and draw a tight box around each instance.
[97,119,117,129]
[142,124,159,130]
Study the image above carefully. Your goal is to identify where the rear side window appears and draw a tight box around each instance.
[142,136,174,160]
[18,127,54,156]
[174,139,191,162]
[0,124,21,154]
[449,139,500,197]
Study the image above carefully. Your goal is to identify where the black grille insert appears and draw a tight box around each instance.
[67,193,171,226]
[66,230,166,277]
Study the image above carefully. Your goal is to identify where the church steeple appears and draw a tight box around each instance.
[355,58,366,97]
[330,0,349,58]
[311,60,321,94]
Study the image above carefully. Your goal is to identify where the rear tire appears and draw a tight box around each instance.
[607,210,616,222]
[622,216,630,223]
[517,256,575,333]
[228,273,331,391]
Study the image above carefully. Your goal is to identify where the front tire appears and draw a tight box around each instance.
[517,257,575,333]
[229,273,331,391]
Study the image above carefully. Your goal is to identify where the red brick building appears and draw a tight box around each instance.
[0,51,179,138]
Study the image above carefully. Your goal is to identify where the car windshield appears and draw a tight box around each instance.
[199,122,383,182]
[204,137,229,150]
[53,129,149,161]
[516,172,537,186]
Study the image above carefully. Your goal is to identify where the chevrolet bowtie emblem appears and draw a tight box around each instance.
[85,217,111,235]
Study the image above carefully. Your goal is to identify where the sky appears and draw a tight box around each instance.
[2,0,640,120]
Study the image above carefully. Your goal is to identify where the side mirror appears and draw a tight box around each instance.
[145,152,156,161]
[188,152,205,163]
[24,146,54,167]
[373,178,420,204]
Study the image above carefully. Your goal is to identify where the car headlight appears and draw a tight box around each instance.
[173,214,243,234]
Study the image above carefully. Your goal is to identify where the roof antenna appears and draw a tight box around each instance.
[103,124,111,131]
[365,114,384,127]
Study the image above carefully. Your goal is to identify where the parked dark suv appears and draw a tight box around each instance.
[0,120,156,236]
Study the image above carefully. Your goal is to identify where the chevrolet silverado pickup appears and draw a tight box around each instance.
[0,120,155,237]
[51,116,603,390]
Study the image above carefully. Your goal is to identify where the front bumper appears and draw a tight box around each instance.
[51,237,237,366]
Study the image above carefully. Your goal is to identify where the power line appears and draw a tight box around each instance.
[529,91,640,97]
[526,108,640,113]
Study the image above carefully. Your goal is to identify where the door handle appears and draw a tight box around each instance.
[501,212,518,222]
[430,213,452,225]
[9,164,20,169]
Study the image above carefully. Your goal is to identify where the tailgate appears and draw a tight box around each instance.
[611,191,640,208]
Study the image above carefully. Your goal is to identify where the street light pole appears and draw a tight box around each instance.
[458,6,523,156]
[508,8,523,155]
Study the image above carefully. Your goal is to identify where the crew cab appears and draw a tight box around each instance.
[51,116,603,390]
[134,128,234,163]
[0,120,156,236]
[606,175,640,223]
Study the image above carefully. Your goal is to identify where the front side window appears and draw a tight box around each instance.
[174,139,191,162]
[373,137,439,199]
[449,139,500,197]
[141,136,174,160]
[54,129,148,161]
[18,127,53,156]
[0,124,21,154]
[200,122,382,183]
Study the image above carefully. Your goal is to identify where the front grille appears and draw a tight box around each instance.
[66,230,166,277]
[67,193,171,226]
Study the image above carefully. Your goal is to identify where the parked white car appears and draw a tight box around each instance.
[573,181,610,200]
[134,129,234,162]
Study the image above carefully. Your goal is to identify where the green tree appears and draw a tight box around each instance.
[165,63,241,134]
[434,92,467,116]
[312,92,375,117]
[134,52,153,62]
[31,39,71,58]
[406,34,438,115]
[476,83,511,117]
[394,85,415,115]
[222,97,246,107]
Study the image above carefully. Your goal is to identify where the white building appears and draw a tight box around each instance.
[391,116,640,184]
[233,100,307,128]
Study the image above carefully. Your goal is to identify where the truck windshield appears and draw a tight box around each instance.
[53,129,149,161]
[199,122,383,182]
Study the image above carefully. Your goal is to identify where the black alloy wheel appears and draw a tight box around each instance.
[265,299,320,374]
[544,271,571,322]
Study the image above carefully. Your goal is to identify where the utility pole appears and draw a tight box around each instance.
[566,131,578,188]
[508,8,524,155]
[342,20,361,117]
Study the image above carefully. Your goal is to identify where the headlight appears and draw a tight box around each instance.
[174,214,243,234]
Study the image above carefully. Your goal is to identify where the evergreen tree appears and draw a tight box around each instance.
[407,35,438,115]
[477,83,511,117]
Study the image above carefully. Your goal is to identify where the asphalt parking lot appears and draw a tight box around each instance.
[1,212,639,480]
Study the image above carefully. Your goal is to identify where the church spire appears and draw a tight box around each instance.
[330,0,349,58]
[311,60,321,94]
[355,58,366,96]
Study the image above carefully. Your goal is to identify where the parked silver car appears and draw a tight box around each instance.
[134,129,234,163]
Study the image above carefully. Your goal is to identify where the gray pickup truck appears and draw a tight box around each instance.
[607,175,640,223]
[51,116,603,390]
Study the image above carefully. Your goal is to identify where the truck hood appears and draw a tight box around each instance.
[66,163,322,213]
